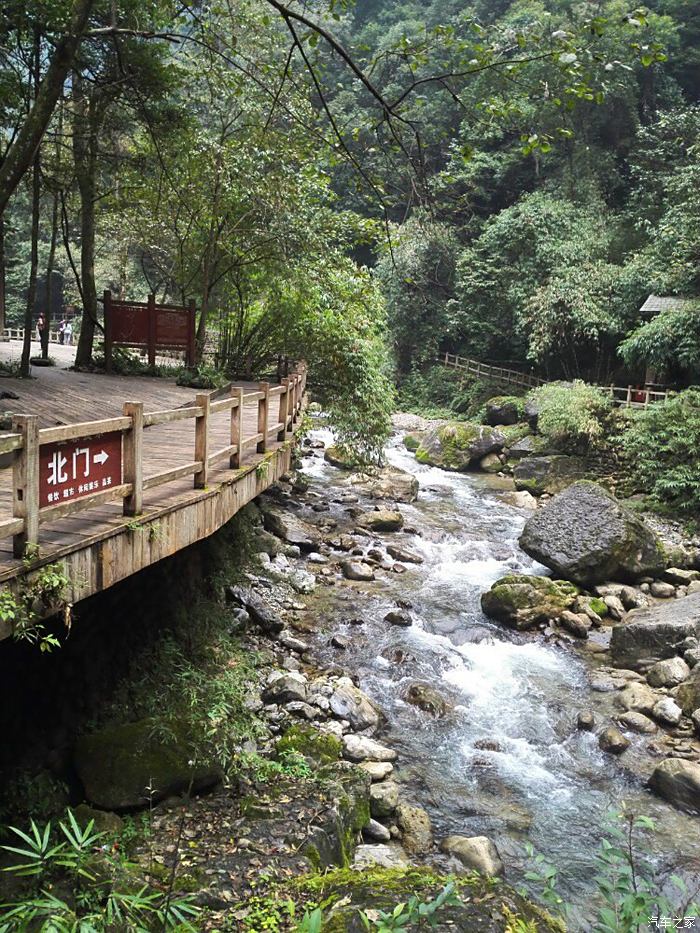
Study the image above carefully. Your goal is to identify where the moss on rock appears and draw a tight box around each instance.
[415,422,506,472]
[277,724,342,766]
[481,575,579,630]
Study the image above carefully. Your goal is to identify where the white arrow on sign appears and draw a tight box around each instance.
[93,450,109,466]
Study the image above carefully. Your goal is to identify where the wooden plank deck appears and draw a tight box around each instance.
[0,367,299,587]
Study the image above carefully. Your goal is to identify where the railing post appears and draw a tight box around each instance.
[257,382,270,453]
[285,376,294,434]
[644,387,650,408]
[186,300,196,368]
[626,385,632,408]
[278,378,289,442]
[147,293,156,368]
[12,415,39,558]
[230,386,243,469]
[104,290,113,374]
[194,393,210,488]
[123,402,144,516]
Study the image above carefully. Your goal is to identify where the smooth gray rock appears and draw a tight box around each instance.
[356,510,404,532]
[262,673,308,705]
[330,685,380,732]
[652,697,682,726]
[519,482,665,586]
[341,560,376,582]
[619,711,657,734]
[440,835,504,877]
[364,818,391,842]
[342,734,397,763]
[262,506,321,552]
[598,726,630,754]
[353,843,408,869]
[649,758,700,813]
[370,781,400,818]
[647,657,691,688]
[610,592,700,670]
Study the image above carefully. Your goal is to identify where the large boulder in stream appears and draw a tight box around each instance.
[649,758,700,813]
[484,396,522,426]
[513,455,586,497]
[610,591,700,671]
[357,509,404,532]
[262,505,321,551]
[518,482,666,586]
[415,422,505,472]
[74,718,222,810]
[480,574,579,630]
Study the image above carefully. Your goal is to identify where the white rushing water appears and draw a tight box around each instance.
[299,429,698,923]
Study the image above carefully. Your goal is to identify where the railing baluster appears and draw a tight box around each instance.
[257,382,270,453]
[194,393,210,488]
[278,378,289,441]
[12,415,39,558]
[230,386,243,469]
[123,402,144,516]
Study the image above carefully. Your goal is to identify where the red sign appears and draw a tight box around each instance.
[155,309,189,347]
[111,302,149,345]
[40,432,123,508]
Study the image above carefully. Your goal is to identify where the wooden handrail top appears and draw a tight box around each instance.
[39,417,133,445]
[0,434,23,455]
[143,406,203,427]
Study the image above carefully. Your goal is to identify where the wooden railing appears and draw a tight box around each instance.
[440,353,671,409]
[441,353,544,388]
[3,327,63,344]
[0,366,307,558]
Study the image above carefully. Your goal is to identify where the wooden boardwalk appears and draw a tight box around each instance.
[0,365,306,634]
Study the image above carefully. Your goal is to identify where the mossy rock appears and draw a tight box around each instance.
[73,718,222,810]
[481,574,579,631]
[277,724,342,765]
[500,422,531,446]
[299,763,371,869]
[484,396,524,426]
[325,446,357,469]
[415,422,506,472]
[291,866,563,932]
[403,433,422,451]
[585,596,608,618]
[70,804,124,836]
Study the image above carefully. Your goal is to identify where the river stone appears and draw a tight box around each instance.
[403,683,450,717]
[396,802,433,855]
[676,668,700,715]
[358,760,394,782]
[650,581,676,599]
[646,657,691,688]
[384,609,412,627]
[73,719,221,811]
[263,672,308,705]
[415,422,506,472]
[324,446,355,469]
[616,682,658,716]
[480,574,578,630]
[440,835,504,878]
[618,711,657,734]
[519,482,665,586]
[505,434,551,461]
[348,466,419,504]
[598,726,630,754]
[364,818,391,842]
[577,710,595,731]
[513,456,586,497]
[610,592,700,670]
[261,506,321,552]
[649,759,700,813]
[342,734,397,763]
[341,560,376,582]
[353,843,409,869]
[330,685,380,732]
[652,697,682,726]
[559,610,591,639]
[370,781,400,818]
[72,804,124,836]
[357,510,404,532]
[485,396,521,426]
[664,567,700,585]
[692,710,700,736]
[386,544,423,564]
[479,453,503,474]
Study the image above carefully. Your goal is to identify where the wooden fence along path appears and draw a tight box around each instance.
[440,353,671,409]
[0,367,307,630]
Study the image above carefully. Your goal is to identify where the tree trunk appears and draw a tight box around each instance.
[0,216,6,335]
[21,154,42,377]
[73,78,101,368]
[44,194,59,359]
[0,0,95,216]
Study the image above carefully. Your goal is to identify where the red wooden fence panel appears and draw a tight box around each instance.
[104,291,196,370]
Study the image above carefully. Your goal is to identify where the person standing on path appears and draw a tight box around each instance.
[58,318,66,344]
[64,319,72,346]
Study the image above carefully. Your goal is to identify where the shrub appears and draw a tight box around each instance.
[528,381,612,453]
[621,387,700,514]
[398,365,519,420]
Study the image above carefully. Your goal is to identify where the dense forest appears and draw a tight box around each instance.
[3,1,699,413]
